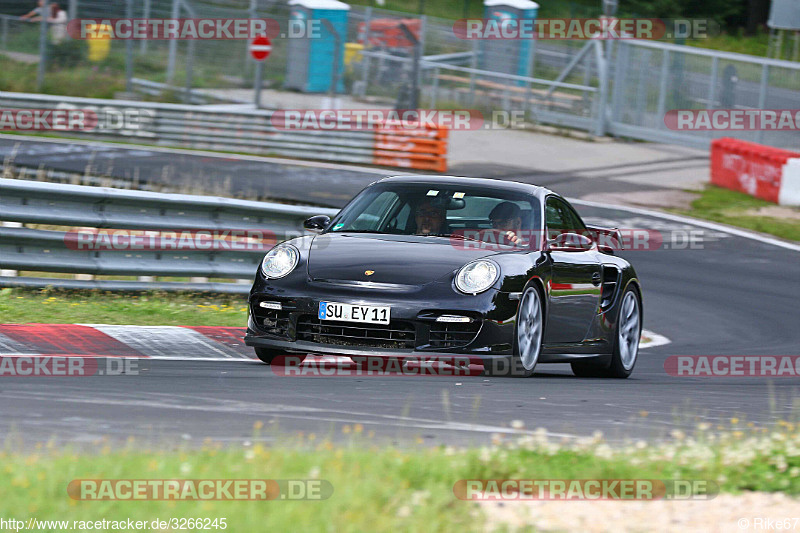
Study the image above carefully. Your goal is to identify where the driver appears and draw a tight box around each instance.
[489,201,527,246]
[414,198,446,235]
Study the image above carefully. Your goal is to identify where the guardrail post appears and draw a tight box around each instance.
[125,0,133,92]
[398,22,420,109]
[706,56,718,110]
[609,40,628,124]
[36,0,49,92]
[184,38,195,103]
[755,64,768,144]
[0,222,21,278]
[593,39,609,137]
[359,7,372,97]
[468,40,478,107]
[166,0,180,84]
[655,49,669,120]
[140,0,150,54]
[1,16,8,51]
[430,66,439,108]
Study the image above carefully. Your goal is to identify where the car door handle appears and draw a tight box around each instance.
[591,272,601,286]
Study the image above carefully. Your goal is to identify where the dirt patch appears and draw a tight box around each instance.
[479,492,800,532]
[582,189,699,210]
[744,206,800,221]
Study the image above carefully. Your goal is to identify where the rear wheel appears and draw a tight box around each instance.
[254,348,306,366]
[571,286,641,378]
[484,285,542,378]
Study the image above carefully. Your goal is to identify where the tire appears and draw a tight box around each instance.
[484,285,543,378]
[254,348,306,366]
[571,285,641,379]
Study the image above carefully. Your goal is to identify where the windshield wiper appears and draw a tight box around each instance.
[334,229,388,234]
[429,233,485,243]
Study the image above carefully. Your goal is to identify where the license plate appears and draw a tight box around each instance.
[318,301,390,325]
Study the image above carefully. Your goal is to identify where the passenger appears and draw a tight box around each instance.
[489,201,527,246]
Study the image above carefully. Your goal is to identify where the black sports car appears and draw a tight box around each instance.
[245,176,642,378]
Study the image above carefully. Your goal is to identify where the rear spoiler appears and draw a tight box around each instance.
[585,225,623,252]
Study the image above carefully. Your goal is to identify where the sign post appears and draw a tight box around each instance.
[250,36,272,108]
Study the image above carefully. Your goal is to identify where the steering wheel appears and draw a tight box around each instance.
[481,228,524,247]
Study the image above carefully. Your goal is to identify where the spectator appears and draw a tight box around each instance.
[20,0,45,20]
[48,3,68,44]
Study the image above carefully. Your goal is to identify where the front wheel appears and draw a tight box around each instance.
[484,285,543,377]
[254,348,306,366]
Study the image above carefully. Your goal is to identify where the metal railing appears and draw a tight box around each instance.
[0,92,449,170]
[0,177,338,293]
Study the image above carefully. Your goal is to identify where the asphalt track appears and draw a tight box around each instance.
[1,136,799,446]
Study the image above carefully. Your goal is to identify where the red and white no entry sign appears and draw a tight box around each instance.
[250,36,272,61]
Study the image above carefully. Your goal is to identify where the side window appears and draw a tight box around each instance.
[386,202,412,233]
[563,204,587,233]
[545,197,568,238]
[545,196,586,239]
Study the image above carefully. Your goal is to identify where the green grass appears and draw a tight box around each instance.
[0,55,127,99]
[671,185,800,242]
[1,423,799,531]
[0,288,248,326]
[686,30,770,56]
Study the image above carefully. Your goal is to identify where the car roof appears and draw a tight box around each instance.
[377,175,554,200]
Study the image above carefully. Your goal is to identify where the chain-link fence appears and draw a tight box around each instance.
[606,40,800,149]
[2,0,799,149]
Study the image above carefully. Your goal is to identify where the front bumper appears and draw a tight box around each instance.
[244,278,520,359]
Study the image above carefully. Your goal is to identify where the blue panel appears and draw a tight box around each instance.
[305,8,348,93]
[480,4,537,84]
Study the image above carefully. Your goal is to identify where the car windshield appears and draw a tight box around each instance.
[327,182,541,248]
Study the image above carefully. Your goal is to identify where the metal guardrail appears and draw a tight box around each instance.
[0,92,449,172]
[0,178,339,293]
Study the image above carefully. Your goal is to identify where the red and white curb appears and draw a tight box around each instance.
[0,324,254,361]
[0,324,670,361]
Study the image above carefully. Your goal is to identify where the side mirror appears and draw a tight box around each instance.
[303,215,331,232]
[546,232,593,252]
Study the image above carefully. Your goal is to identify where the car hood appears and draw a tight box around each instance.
[307,233,492,286]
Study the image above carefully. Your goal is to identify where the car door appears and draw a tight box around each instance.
[543,196,602,344]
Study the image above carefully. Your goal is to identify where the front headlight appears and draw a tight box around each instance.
[261,244,299,279]
[455,260,499,295]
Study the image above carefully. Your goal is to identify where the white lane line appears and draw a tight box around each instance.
[82,325,251,360]
[6,389,582,440]
[570,198,800,253]
[640,329,671,349]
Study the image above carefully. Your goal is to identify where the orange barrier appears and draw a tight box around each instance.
[372,122,448,172]
[710,137,799,205]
